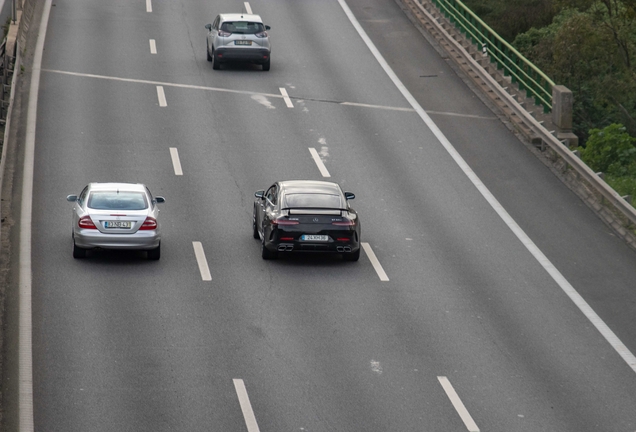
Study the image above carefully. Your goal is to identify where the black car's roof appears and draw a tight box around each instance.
[279,180,342,196]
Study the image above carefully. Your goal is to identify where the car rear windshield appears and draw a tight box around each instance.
[284,194,341,209]
[220,21,265,34]
[88,191,148,210]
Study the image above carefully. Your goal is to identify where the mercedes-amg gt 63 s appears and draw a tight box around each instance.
[253,180,360,261]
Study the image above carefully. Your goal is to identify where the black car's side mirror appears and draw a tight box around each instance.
[66,195,78,202]
[205,24,212,31]
[265,25,271,30]
[155,196,165,204]
[255,190,265,199]
[344,192,355,200]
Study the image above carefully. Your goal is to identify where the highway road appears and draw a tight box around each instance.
[4,0,636,430]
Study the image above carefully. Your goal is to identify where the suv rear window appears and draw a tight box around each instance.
[88,192,148,210]
[220,21,265,34]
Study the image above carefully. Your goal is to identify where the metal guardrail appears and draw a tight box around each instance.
[430,0,555,113]
[415,0,636,232]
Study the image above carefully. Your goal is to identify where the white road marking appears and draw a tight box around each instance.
[146,0,152,12]
[156,86,167,107]
[279,87,294,108]
[361,242,389,281]
[438,377,480,432]
[192,242,212,281]
[233,379,261,432]
[149,39,157,54]
[338,0,636,373]
[169,147,183,175]
[308,147,331,177]
[19,2,53,431]
[244,2,253,14]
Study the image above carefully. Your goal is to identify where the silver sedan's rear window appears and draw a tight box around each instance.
[220,21,265,34]
[284,194,341,208]
[88,192,148,210]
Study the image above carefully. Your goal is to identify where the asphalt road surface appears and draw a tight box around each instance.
[5,0,636,430]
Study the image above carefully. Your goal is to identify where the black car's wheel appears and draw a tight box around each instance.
[206,41,212,61]
[148,243,161,260]
[73,241,87,259]
[262,59,270,71]
[261,240,277,260]
[212,52,220,70]
[343,248,360,262]
[253,210,260,239]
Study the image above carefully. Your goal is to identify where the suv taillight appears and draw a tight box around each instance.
[255,31,268,38]
[139,217,158,230]
[78,216,97,229]
[219,30,231,37]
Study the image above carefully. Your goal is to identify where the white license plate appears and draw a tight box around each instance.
[301,235,329,241]
[104,221,132,229]
[235,40,252,45]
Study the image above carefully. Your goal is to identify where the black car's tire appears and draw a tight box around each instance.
[148,243,161,260]
[262,59,270,71]
[343,248,360,262]
[206,42,212,61]
[212,52,220,70]
[73,241,87,259]
[261,241,277,260]
[253,211,260,239]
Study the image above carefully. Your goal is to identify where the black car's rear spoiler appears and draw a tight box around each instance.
[283,207,347,215]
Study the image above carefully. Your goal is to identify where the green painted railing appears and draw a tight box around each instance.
[429,0,555,113]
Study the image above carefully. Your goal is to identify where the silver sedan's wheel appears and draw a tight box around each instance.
[148,243,161,260]
[73,241,87,259]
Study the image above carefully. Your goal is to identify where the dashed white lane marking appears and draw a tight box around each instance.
[156,86,167,107]
[233,379,261,432]
[308,147,331,177]
[169,148,183,176]
[192,242,212,281]
[437,377,480,432]
[146,0,152,12]
[244,2,253,14]
[361,242,389,281]
[279,87,294,108]
[149,39,157,54]
[338,0,636,373]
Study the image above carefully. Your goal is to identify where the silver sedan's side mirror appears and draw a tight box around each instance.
[66,195,78,202]
[344,192,355,200]
[155,196,165,203]
[255,190,265,199]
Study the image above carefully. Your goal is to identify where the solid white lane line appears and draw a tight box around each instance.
[338,0,636,373]
[438,377,480,432]
[169,148,183,176]
[149,39,157,54]
[244,2,253,14]
[308,147,331,177]
[233,379,261,432]
[19,2,53,431]
[361,242,389,281]
[146,0,152,12]
[156,86,167,107]
[279,87,294,108]
[192,242,212,281]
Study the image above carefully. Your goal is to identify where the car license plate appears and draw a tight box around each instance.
[301,235,329,241]
[235,40,252,45]
[104,221,132,229]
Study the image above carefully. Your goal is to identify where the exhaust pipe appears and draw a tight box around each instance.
[343,246,351,253]
[337,246,344,253]
[278,245,294,252]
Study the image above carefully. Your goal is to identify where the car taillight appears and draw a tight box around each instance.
[336,238,350,242]
[280,237,294,241]
[332,219,355,226]
[78,216,97,229]
[272,218,299,226]
[139,217,158,230]
[255,31,268,38]
[219,30,231,36]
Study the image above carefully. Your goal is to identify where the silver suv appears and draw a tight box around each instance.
[205,14,271,71]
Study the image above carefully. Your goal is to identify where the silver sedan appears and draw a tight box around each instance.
[66,183,165,260]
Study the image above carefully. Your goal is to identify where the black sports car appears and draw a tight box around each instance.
[253,180,361,260]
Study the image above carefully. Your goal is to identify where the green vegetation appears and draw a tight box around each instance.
[459,0,636,200]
